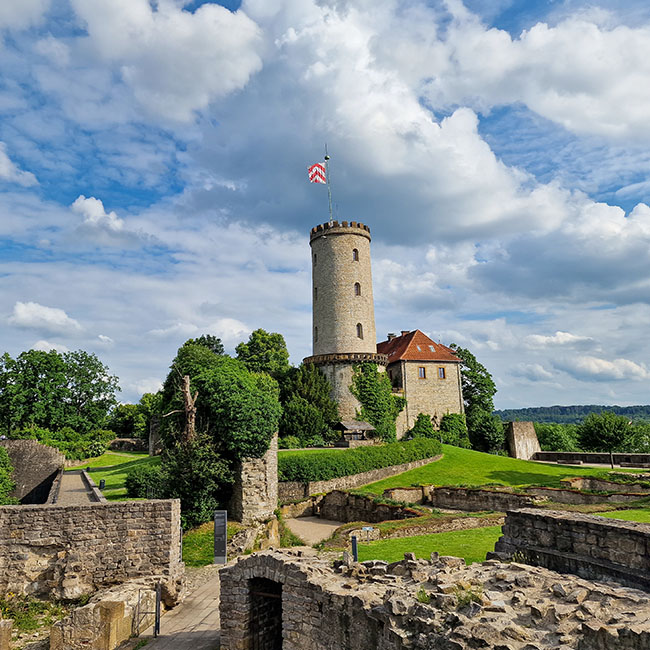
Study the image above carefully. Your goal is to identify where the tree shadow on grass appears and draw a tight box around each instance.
[485,469,589,488]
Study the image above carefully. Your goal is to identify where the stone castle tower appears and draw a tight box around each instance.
[304,221,388,420]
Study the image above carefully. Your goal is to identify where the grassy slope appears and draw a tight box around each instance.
[358,525,503,565]
[68,452,160,501]
[361,444,616,494]
[595,509,650,523]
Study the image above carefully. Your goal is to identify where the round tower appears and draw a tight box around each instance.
[304,220,388,421]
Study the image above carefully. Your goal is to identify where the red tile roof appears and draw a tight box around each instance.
[377,330,461,363]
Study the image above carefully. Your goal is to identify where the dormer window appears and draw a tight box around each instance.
[352,248,359,261]
[354,282,361,296]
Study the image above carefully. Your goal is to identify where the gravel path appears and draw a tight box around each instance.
[55,470,94,505]
[284,516,343,545]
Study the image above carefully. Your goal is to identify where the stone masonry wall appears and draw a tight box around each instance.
[492,508,650,592]
[534,451,650,465]
[0,499,183,600]
[221,548,650,650]
[278,453,442,501]
[230,434,278,524]
[399,360,464,431]
[0,439,65,504]
[506,421,541,460]
[318,490,423,523]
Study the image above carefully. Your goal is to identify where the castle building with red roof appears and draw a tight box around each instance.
[377,330,464,434]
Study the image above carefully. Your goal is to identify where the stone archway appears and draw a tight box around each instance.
[249,577,282,649]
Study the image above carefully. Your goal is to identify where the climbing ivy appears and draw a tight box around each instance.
[350,363,406,442]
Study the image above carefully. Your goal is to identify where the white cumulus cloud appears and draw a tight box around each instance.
[9,302,82,334]
[32,340,69,353]
[556,355,650,381]
[0,0,50,30]
[525,331,594,348]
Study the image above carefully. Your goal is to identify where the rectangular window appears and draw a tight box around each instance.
[438,367,446,379]
[418,367,426,379]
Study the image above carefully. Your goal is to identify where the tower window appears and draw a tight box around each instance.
[354,282,361,296]
[438,367,446,379]
[314,327,318,342]
[314,253,317,265]
[356,323,363,339]
[314,287,318,301]
[418,367,426,379]
[352,248,359,261]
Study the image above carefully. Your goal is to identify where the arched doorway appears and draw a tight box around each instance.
[249,577,282,649]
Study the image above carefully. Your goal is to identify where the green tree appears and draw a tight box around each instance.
[534,422,580,452]
[236,329,290,379]
[439,412,470,448]
[350,363,405,443]
[466,408,505,453]
[279,364,339,444]
[185,334,225,356]
[107,403,148,438]
[407,413,436,439]
[0,447,16,505]
[577,411,634,452]
[449,344,497,414]
[0,349,119,436]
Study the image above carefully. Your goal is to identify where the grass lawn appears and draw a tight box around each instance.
[361,444,616,494]
[595,509,650,523]
[357,525,503,565]
[182,521,246,567]
[67,453,160,501]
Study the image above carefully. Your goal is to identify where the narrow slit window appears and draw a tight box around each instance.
[314,327,318,342]
[354,282,361,296]
[418,366,426,379]
[314,253,317,265]
[356,323,363,339]
[438,367,446,379]
[314,287,318,301]
[353,248,359,261]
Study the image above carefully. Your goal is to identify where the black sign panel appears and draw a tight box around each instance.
[214,510,227,564]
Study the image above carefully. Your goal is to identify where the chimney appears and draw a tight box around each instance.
[387,333,397,341]
[401,330,410,336]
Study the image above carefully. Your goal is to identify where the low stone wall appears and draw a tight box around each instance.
[278,454,442,501]
[109,438,148,452]
[318,490,422,523]
[492,508,650,592]
[82,470,108,503]
[51,580,157,650]
[0,499,184,601]
[563,476,650,494]
[534,451,650,466]
[525,486,647,505]
[0,439,64,504]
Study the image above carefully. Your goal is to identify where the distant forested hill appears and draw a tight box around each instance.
[494,405,650,424]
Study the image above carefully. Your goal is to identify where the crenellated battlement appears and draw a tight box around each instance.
[310,220,371,242]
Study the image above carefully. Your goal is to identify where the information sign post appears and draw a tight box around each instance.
[214,510,228,565]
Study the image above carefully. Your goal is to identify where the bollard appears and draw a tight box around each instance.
[99,479,106,490]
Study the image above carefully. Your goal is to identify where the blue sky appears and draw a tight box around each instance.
[2,0,650,408]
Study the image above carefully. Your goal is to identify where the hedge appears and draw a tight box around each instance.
[278,438,441,482]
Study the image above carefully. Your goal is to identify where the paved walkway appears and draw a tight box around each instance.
[136,573,221,650]
[56,470,95,505]
[285,516,343,545]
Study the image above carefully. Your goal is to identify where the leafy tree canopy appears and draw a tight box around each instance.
[466,407,505,454]
[577,411,636,452]
[449,344,497,414]
[0,349,119,436]
[107,392,162,439]
[439,412,470,448]
[236,328,290,378]
[185,334,225,356]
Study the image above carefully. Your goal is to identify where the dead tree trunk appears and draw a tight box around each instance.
[163,372,198,443]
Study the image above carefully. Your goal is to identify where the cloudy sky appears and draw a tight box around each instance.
[2,0,650,408]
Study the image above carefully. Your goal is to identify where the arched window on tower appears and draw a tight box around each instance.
[356,323,363,339]
[354,282,361,296]
[352,248,359,261]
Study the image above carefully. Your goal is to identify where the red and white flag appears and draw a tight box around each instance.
[308,162,327,184]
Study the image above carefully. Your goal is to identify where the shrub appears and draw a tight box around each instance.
[278,438,441,482]
[278,436,302,449]
[534,422,580,452]
[466,408,505,453]
[578,411,635,452]
[280,396,326,445]
[125,464,165,499]
[407,413,436,439]
[439,413,470,448]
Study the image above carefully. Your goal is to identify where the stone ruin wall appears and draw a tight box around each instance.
[230,434,278,525]
[493,508,650,592]
[0,439,65,504]
[221,548,650,650]
[0,499,184,601]
[506,421,541,460]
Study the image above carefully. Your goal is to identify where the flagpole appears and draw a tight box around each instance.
[324,145,333,224]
